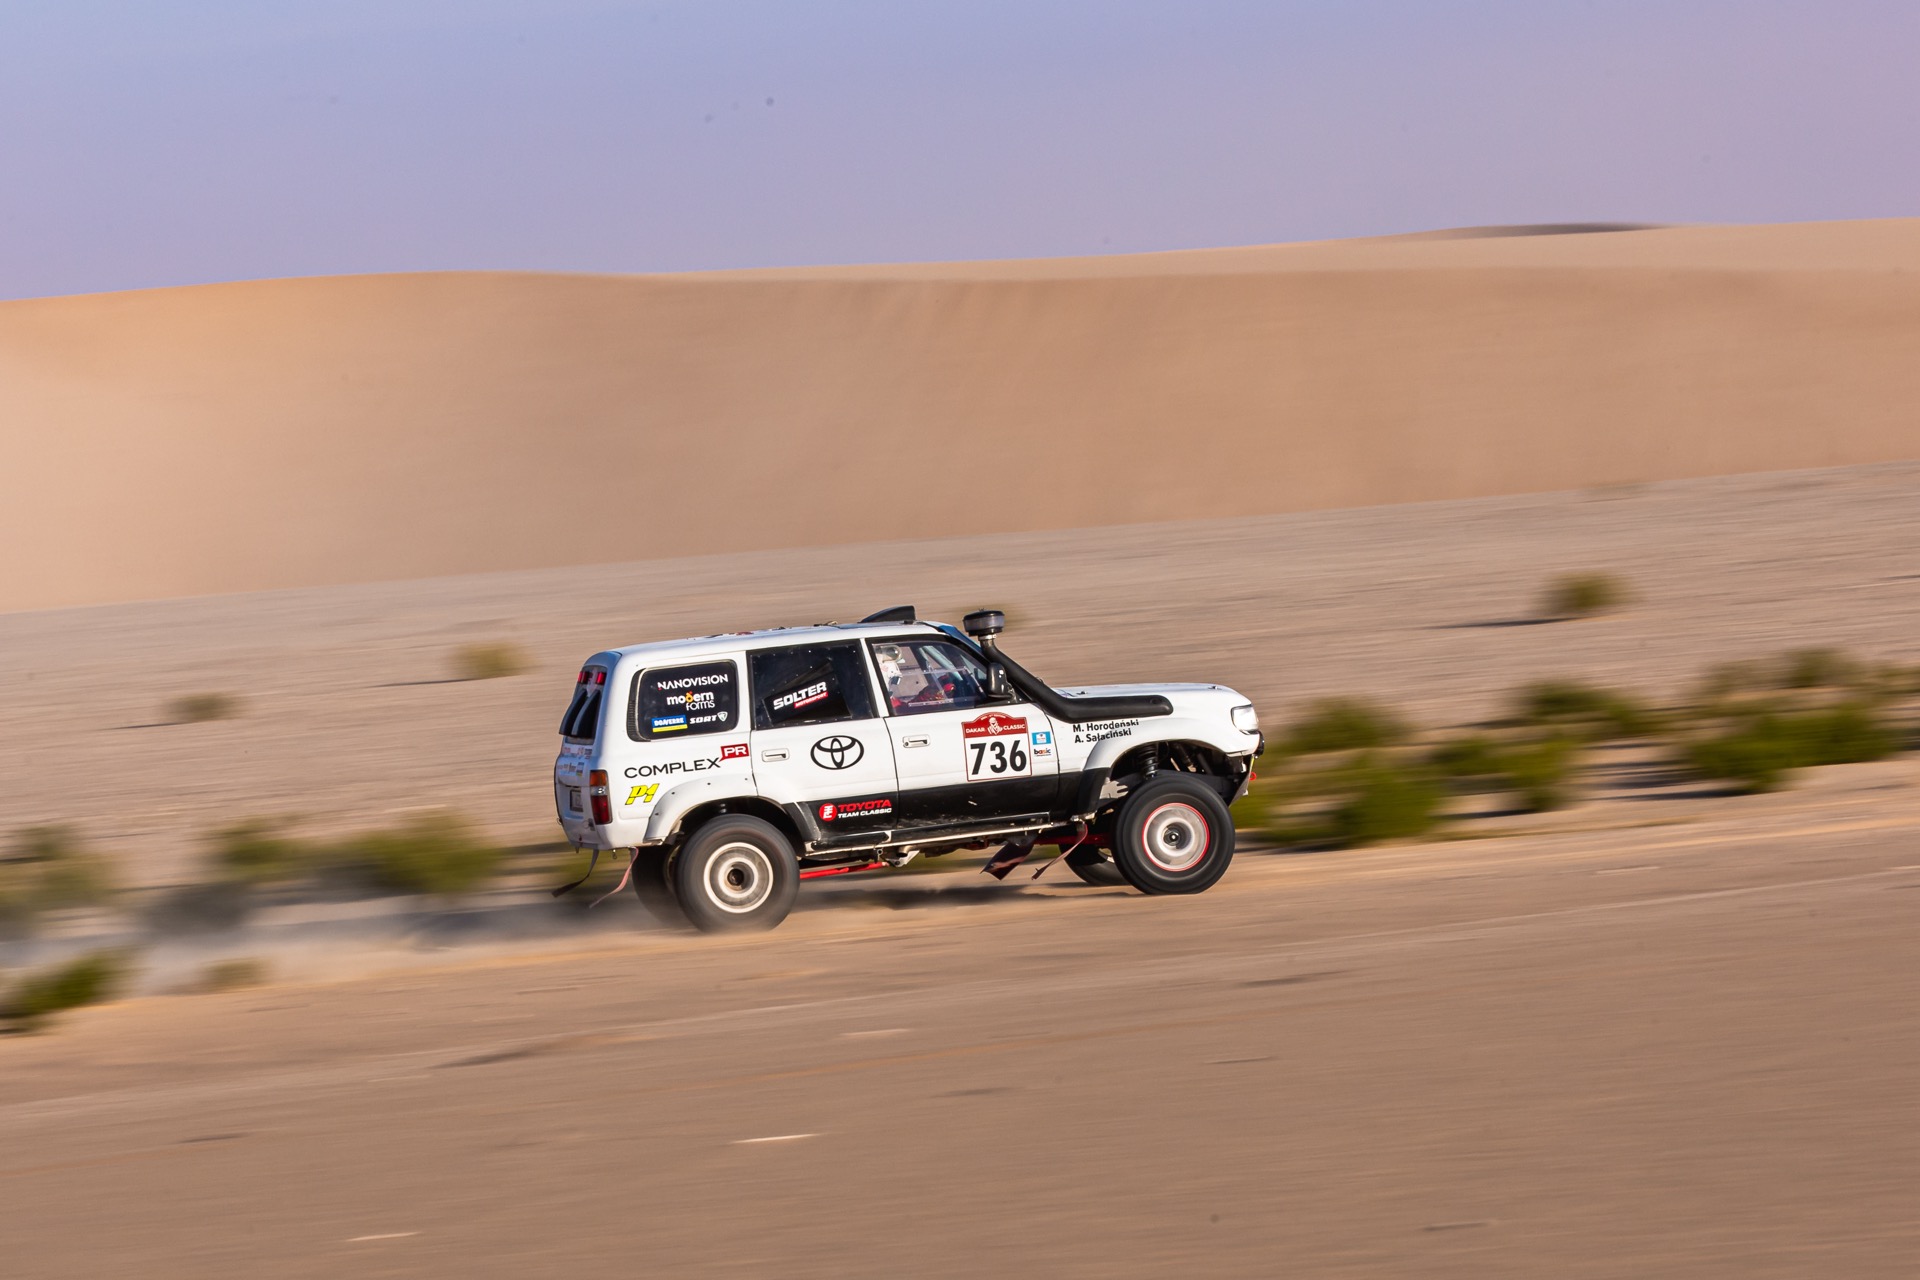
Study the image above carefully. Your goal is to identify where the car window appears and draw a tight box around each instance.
[558,666,606,742]
[749,643,877,729]
[629,660,740,740]
[870,639,992,717]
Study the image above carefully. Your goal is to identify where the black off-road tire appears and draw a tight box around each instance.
[1063,846,1128,887]
[1110,775,1235,896]
[629,848,689,927]
[671,816,800,933]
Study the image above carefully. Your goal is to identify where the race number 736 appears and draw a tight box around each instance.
[962,712,1034,780]
[968,736,1029,779]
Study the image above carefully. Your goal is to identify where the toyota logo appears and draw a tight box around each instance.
[811,735,864,770]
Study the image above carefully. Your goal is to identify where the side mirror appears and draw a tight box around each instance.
[986,664,1010,700]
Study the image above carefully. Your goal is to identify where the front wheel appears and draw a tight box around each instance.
[1110,775,1234,896]
[672,816,800,933]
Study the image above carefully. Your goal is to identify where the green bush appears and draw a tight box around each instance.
[1687,725,1797,794]
[1687,703,1897,793]
[169,692,242,723]
[1328,764,1444,846]
[1428,734,1503,781]
[339,812,502,896]
[454,642,530,682]
[1513,679,1657,738]
[0,826,116,936]
[1780,647,1860,691]
[0,951,128,1032]
[1501,738,1578,812]
[1285,698,1409,754]
[209,817,314,885]
[1540,572,1631,620]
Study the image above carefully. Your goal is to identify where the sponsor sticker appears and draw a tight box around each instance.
[624,784,660,806]
[1031,730,1053,746]
[625,756,722,777]
[720,743,750,761]
[651,715,689,732]
[818,797,893,822]
[774,680,830,712]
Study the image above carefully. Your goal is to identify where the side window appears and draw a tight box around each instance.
[559,667,606,741]
[750,644,877,729]
[870,640,991,717]
[629,660,740,741]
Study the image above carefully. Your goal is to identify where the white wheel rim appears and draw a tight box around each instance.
[1142,802,1210,873]
[705,841,774,913]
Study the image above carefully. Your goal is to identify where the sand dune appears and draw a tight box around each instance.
[3,219,1919,612]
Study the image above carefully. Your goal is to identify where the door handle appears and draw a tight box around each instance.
[762,748,789,761]
[902,736,929,748]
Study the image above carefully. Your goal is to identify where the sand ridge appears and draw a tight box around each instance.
[3,218,1919,612]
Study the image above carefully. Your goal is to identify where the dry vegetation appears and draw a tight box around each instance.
[1235,646,1917,848]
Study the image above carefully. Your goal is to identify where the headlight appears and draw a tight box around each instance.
[1231,703,1259,734]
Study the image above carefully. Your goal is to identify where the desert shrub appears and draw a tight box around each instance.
[209,817,314,886]
[1698,660,1772,703]
[1780,647,1861,691]
[0,826,116,934]
[1786,703,1898,766]
[1327,763,1443,846]
[1428,734,1503,781]
[1513,679,1657,738]
[339,812,502,896]
[194,958,269,993]
[454,642,530,682]
[169,692,242,723]
[0,951,128,1032]
[1540,572,1631,621]
[1687,725,1797,794]
[1500,738,1578,812]
[1285,698,1409,754]
[1686,703,1897,793]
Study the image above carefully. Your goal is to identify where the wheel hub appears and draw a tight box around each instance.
[1142,802,1210,873]
[706,842,774,913]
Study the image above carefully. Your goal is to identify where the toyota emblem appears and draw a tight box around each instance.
[811,735,864,770]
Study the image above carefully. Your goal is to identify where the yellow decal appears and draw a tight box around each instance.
[624,784,660,806]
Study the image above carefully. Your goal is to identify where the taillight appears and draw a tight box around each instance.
[589,770,612,824]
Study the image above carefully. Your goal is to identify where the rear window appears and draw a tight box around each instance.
[558,666,607,741]
[749,643,876,729]
[630,660,741,740]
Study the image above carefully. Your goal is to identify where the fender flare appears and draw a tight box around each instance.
[642,778,761,845]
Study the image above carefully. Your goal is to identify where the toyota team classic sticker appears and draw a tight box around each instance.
[962,711,1032,780]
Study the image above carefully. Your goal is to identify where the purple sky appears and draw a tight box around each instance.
[2,0,1916,300]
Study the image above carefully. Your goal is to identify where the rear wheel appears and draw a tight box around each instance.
[629,848,689,927]
[1110,775,1234,896]
[1063,846,1128,887]
[672,816,800,933]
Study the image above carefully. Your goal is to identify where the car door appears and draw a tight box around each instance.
[747,642,900,836]
[867,636,1061,829]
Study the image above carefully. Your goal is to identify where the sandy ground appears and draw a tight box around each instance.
[4,461,1919,885]
[1,791,1914,1277]
[4,218,1920,610]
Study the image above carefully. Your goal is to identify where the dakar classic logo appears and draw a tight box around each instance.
[962,711,1029,739]
[810,735,864,770]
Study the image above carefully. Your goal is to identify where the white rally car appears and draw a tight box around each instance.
[553,608,1262,932]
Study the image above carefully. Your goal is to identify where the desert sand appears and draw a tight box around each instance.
[3,219,1919,612]
[3,462,1918,885]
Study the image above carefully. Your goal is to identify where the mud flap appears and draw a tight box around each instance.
[982,837,1036,881]
[550,847,601,898]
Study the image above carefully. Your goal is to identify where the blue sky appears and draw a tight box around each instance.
[2,0,1915,298]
